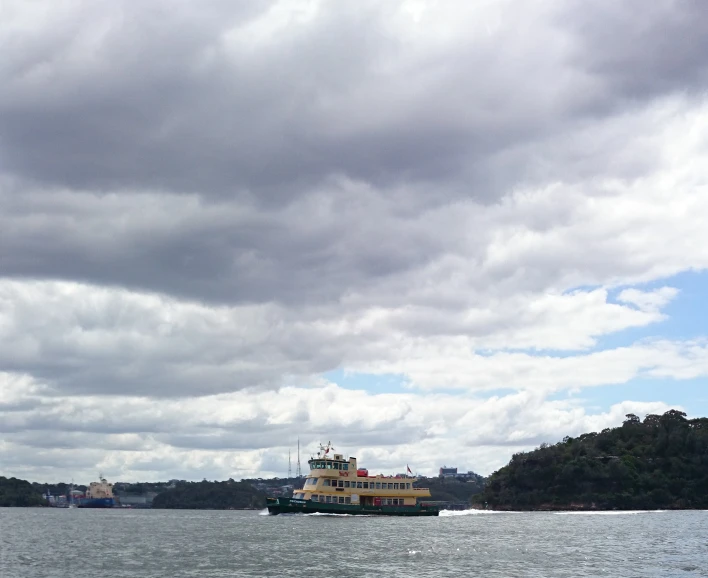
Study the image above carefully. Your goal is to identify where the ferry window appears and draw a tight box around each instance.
[363,482,368,489]
[375,482,381,489]
[338,480,344,488]
[311,495,318,502]
[344,481,350,488]
[406,483,411,489]
[323,479,330,486]
[394,483,399,490]
[345,497,351,504]
[342,463,348,470]
[334,462,340,470]
[388,483,393,489]
[357,482,363,488]
[325,495,331,503]
[339,496,345,504]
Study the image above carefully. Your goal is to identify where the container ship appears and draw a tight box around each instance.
[78,476,115,508]
[266,442,440,516]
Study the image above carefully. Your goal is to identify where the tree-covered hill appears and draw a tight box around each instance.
[151,479,267,509]
[476,410,708,510]
[0,476,45,507]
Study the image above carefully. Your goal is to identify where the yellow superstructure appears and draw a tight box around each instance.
[291,443,431,507]
[86,477,114,499]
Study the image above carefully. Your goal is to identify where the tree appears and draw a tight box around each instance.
[623,414,640,426]
[474,409,708,510]
[0,477,45,507]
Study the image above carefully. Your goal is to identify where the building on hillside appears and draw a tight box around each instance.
[439,466,458,478]
[456,471,479,481]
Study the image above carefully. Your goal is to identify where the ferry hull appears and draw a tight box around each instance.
[266,497,439,516]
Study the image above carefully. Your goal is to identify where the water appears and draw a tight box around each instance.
[1,508,707,577]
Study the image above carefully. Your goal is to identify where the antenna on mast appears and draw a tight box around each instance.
[296,437,302,478]
[288,449,292,479]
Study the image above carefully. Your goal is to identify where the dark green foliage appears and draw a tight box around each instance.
[475,410,708,510]
[151,479,267,509]
[31,482,86,497]
[0,476,45,507]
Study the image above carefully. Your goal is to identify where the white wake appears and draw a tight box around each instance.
[439,509,520,516]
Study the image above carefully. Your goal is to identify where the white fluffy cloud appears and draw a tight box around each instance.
[0,373,676,480]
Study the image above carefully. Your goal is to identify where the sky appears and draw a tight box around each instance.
[1,0,708,483]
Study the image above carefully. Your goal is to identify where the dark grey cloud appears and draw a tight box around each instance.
[3,0,704,205]
[561,0,708,102]
[0,183,450,306]
[1,0,705,315]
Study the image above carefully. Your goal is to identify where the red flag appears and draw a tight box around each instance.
[406,465,412,474]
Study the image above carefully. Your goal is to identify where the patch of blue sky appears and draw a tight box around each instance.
[596,269,708,349]
[323,369,411,394]
[549,376,708,418]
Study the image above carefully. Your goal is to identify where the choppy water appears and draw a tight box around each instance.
[1,508,707,577]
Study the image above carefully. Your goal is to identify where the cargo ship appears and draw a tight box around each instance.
[78,476,115,508]
[266,443,440,516]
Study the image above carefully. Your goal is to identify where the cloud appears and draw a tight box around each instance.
[617,287,680,313]
[0,0,707,481]
[0,376,676,480]
[351,339,708,392]
[2,0,706,198]
[0,278,695,397]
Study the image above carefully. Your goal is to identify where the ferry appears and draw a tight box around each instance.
[78,476,115,508]
[266,443,440,516]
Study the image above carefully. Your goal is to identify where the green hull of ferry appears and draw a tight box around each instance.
[266,497,440,516]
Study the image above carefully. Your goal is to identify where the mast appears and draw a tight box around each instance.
[296,438,302,478]
[288,449,292,479]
